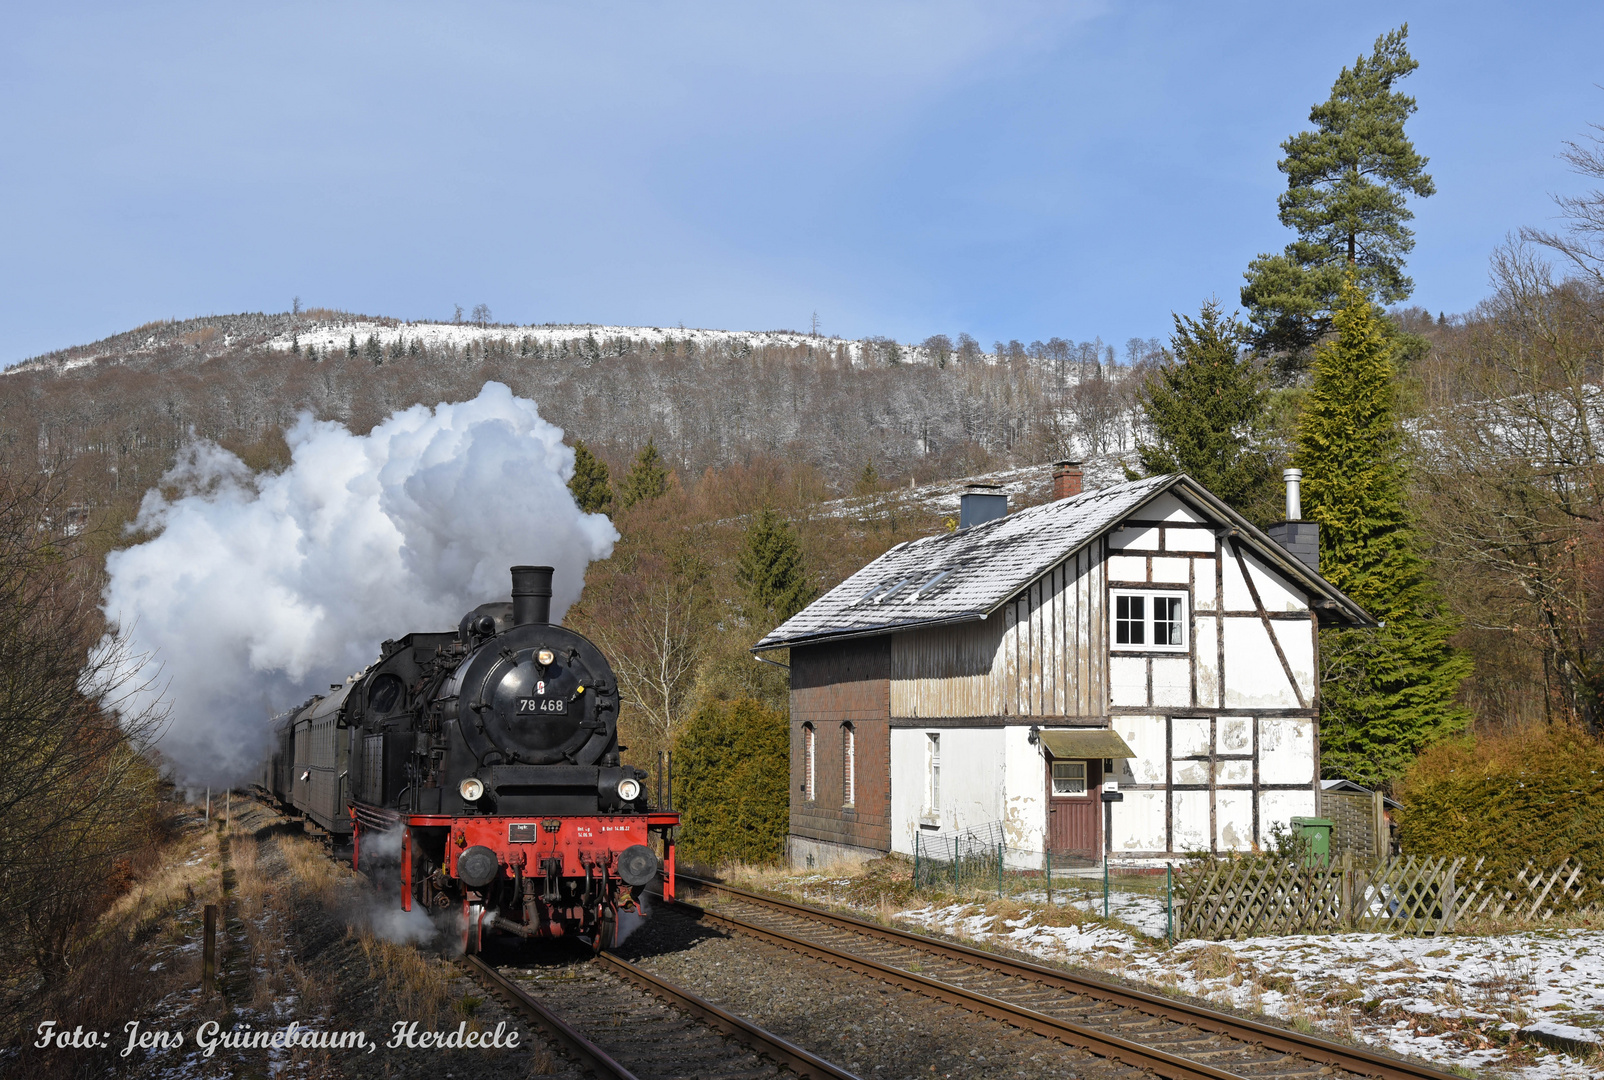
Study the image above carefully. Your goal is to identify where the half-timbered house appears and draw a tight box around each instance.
[754,465,1375,868]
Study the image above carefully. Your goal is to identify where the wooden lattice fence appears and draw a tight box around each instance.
[1177,854,1604,939]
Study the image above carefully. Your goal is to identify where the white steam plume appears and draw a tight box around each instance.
[98,382,619,788]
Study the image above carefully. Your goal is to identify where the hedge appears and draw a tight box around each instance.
[674,697,789,865]
[1397,722,1604,877]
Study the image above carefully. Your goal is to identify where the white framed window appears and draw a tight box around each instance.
[927,733,941,811]
[803,723,816,801]
[1111,589,1188,651]
[842,724,855,807]
[1051,760,1088,796]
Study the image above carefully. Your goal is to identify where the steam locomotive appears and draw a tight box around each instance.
[259,566,677,953]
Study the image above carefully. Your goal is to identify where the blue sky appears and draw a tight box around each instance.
[1,1,1600,365]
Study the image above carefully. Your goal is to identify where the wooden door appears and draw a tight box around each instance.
[1046,757,1102,858]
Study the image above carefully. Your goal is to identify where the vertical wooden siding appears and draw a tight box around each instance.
[890,541,1106,718]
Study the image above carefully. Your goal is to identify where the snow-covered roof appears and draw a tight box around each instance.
[754,473,1374,651]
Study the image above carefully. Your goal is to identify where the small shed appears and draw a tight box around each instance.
[755,468,1375,868]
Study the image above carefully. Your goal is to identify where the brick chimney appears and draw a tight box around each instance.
[1051,460,1083,501]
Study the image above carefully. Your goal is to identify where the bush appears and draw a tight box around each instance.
[1397,722,1604,876]
[674,698,788,865]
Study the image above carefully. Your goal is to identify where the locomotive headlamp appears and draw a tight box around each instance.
[616,777,642,802]
[459,777,485,801]
[537,649,555,666]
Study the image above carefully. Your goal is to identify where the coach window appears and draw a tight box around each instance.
[802,723,816,802]
[842,723,855,808]
[1111,590,1188,651]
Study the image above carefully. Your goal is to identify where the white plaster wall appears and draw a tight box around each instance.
[1107,554,1147,581]
[1113,714,1165,784]
[1216,789,1254,850]
[1221,549,1254,610]
[1194,558,1217,608]
[1172,790,1211,852]
[889,727,1005,855]
[1194,616,1219,706]
[1151,556,1190,584]
[1002,726,1048,853]
[1110,655,1147,706]
[1217,759,1253,784]
[1110,526,1159,550]
[1222,617,1300,707]
[1218,716,1252,756]
[1112,789,1167,852]
[1171,717,1211,785]
[1260,789,1317,841]
[1152,656,1190,707]
[1243,552,1307,612]
[1259,718,1315,785]
[1165,526,1215,552]
[1272,619,1317,704]
[1144,493,1207,522]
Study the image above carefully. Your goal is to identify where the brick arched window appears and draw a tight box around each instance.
[802,723,816,802]
[842,723,855,807]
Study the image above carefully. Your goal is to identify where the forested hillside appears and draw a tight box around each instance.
[1,313,1159,532]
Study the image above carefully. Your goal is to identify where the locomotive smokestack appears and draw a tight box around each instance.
[511,565,553,626]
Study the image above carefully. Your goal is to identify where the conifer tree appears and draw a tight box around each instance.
[618,439,669,509]
[365,334,382,365]
[736,508,816,624]
[1297,274,1469,784]
[346,334,358,358]
[1242,26,1435,365]
[1137,302,1274,516]
[568,440,614,515]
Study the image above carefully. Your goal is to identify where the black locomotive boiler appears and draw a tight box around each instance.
[261,566,678,952]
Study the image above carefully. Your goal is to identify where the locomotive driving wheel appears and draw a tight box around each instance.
[462,899,487,955]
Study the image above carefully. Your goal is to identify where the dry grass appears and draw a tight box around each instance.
[1188,943,1243,981]
[357,935,453,1028]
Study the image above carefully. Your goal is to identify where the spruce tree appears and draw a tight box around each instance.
[568,440,614,515]
[1242,26,1435,365]
[1137,302,1274,516]
[346,334,358,358]
[1297,274,1469,784]
[736,508,817,624]
[618,439,669,509]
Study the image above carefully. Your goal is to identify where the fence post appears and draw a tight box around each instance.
[1442,861,1457,935]
[997,844,1004,897]
[1372,789,1387,859]
[1103,858,1109,919]
[1044,849,1052,906]
[914,832,920,889]
[1341,850,1353,931]
[1166,863,1173,947]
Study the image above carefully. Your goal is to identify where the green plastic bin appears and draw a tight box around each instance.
[1289,816,1333,865]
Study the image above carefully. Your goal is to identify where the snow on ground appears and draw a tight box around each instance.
[265,320,900,365]
[775,873,1603,1078]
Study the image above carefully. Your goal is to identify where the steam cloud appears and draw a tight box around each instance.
[98,382,619,787]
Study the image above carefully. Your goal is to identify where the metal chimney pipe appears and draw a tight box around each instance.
[511,565,553,626]
[1284,468,1303,521]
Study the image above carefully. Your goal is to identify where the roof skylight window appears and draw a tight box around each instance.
[908,568,954,601]
[873,577,913,604]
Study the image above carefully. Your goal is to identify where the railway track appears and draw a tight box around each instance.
[462,951,860,1080]
[671,873,1465,1080]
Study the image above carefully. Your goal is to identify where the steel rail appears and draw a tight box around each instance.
[674,873,1464,1080]
[594,950,861,1080]
[669,894,1250,1080]
[461,954,640,1080]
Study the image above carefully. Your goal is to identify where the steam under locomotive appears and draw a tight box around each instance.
[259,566,677,953]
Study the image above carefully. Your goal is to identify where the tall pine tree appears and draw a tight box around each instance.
[1137,302,1274,517]
[618,439,669,510]
[1241,26,1434,366]
[1298,274,1469,784]
[735,508,816,625]
[568,440,614,515]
